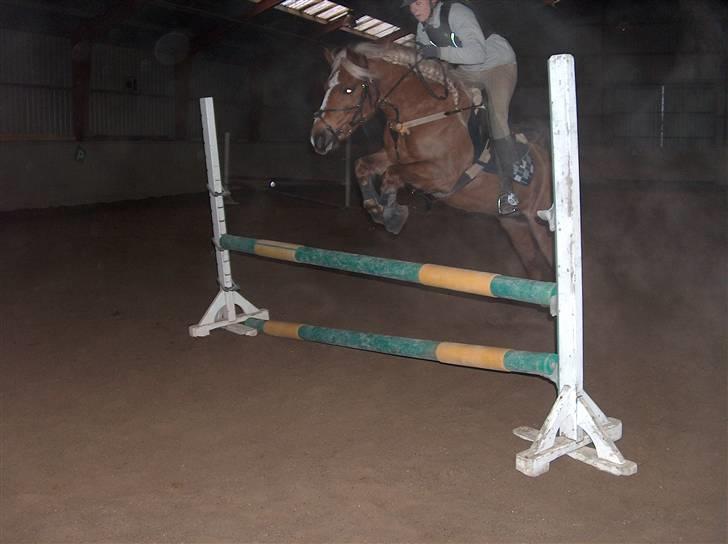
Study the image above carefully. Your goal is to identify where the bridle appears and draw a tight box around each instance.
[313,79,376,141]
[313,51,454,151]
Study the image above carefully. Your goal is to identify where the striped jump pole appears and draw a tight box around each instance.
[220,234,556,308]
[190,55,636,477]
[243,317,558,382]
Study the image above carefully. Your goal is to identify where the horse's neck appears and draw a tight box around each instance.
[376,63,469,120]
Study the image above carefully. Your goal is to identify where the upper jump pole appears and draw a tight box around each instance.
[189,54,637,477]
[219,234,557,308]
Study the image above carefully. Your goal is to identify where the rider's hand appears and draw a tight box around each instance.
[419,45,440,59]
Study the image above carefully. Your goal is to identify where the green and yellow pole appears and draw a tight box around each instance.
[243,318,558,382]
[220,235,556,307]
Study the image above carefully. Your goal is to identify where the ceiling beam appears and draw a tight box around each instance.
[312,14,353,39]
[377,28,411,44]
[246,0,287,18]
[190,0,285,55]
[72,0,149,44]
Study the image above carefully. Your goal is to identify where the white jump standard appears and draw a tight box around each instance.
[190,55,637,477]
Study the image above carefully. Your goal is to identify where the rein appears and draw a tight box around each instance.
[313,54,455,150]
[392,100,483,135]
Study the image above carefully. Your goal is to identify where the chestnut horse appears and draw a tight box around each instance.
[310,43,553,280]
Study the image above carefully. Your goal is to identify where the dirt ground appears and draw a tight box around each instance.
[1,180,726,543]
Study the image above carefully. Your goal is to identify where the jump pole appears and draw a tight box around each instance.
[218,234,557,308]
[189,54,636,477]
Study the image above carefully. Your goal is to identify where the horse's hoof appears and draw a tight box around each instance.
[383,205,409,235]
[363,199,384,225]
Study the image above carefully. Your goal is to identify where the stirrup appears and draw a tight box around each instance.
[498,192,519,216]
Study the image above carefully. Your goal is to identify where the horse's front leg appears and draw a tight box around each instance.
[378,161,443,235]
[354,149,391,226]
[355,153,414,235]
[378,166,409,234]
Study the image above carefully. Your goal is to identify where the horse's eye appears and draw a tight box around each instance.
[343,87,354,95]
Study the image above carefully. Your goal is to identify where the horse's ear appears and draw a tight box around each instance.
[323,47,337,66]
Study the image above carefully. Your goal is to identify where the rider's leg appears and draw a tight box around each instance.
[482,63,519,215]
[492,136,519,210]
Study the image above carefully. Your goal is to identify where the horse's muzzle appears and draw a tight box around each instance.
[310,124,338,155]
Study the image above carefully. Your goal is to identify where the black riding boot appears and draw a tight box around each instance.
[492,136,520,215]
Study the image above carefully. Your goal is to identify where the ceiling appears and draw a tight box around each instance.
[0,0,711,66]
[0,0,419,61]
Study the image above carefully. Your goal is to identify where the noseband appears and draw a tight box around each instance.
[313,80,375,141]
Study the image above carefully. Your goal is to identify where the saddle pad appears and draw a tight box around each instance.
[512,143,534,186]
[470,134,534,186]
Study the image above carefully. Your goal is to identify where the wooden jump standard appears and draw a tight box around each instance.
[189,55,637,478]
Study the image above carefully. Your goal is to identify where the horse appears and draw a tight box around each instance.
[310,42,554,281]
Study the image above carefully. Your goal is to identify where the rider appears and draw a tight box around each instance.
[401,0,520,215]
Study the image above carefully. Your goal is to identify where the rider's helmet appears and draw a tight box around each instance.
[401,0,439,8]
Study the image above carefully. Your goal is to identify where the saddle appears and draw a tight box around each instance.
[464,88,534,187]
[407,87,535,201]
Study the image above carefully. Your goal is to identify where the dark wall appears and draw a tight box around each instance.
[0,0,726,210]
[492,0,727,149]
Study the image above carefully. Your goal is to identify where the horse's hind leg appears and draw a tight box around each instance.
[498,215,554,281]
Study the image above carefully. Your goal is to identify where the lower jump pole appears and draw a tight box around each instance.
[243,317,558,381]
[190,54,637,477]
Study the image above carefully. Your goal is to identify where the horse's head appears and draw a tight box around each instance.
[311,47,377,155]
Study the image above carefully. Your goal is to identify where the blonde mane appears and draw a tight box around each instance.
[348,42,466,107]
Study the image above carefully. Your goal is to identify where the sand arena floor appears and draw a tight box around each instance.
[1,180,726,542]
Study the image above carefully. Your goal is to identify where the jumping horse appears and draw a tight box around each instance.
[310,43,554,281]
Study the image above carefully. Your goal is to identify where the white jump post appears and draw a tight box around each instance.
[512,55,636,476]
[189,55,636,477]
[188,98,268,338]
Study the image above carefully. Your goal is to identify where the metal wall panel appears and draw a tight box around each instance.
[187,100,248,141]
[260,105,312,143]
[605,85,719,147]
[0,29,71,87]
[187,59,252,140]
[89,93,174,137]
[92,43,172,96]
[88,43,175,137]
[189,60,249,103]
[0,85,72,135]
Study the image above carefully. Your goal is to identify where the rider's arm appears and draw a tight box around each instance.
[415,22,429,48]
[436,3,488,66]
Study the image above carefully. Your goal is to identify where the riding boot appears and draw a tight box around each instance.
[492,136,520,215]
[476,107,490,154]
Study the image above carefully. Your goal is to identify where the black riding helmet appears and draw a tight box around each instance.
[401,0,439,10]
